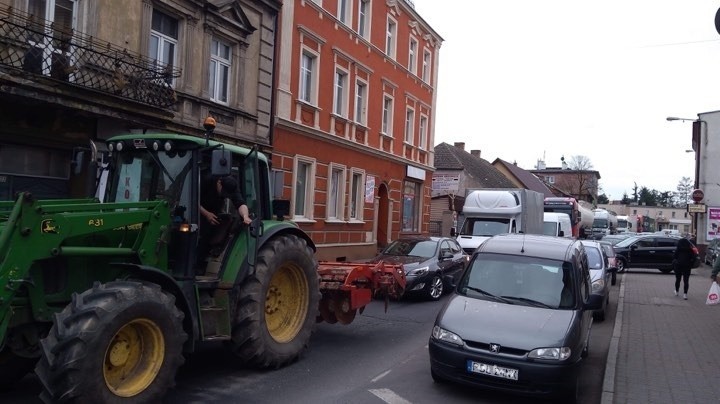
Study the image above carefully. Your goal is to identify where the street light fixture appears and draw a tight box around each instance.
[666,117,697,122]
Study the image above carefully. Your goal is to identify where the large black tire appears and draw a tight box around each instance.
[35,281,186,403]
[0,348,37,390]
[229,234,320,369]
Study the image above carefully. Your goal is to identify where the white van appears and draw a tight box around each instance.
[543,212,573,238]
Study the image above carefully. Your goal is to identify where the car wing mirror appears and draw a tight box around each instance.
[440,251,453,260]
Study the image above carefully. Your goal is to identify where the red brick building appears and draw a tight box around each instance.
[273,0,442,261]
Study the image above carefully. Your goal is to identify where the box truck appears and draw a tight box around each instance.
[456,188,544,254]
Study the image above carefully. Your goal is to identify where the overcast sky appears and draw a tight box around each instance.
[414,0,720,201]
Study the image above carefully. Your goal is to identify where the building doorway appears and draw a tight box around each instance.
[377,183,390,248]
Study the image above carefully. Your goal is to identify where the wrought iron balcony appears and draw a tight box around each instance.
[0,6,181,108]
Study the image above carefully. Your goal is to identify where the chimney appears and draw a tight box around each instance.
[470,149,481,158]
[454,142,465,150]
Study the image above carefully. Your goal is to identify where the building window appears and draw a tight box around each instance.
[349,169,365,220]
[293,157,315,219]
[385,17,397,58]
[408,38,417,74]
[545,175,555,184]
[404,108,415,144]
[402,181,421,232]
[672,211,676,218]
[422,49,431,82]
[26,0,76,79]
[150,9,178,86]
[209,38,231,104]
[382,96,393,135]
[328,164,346,220]
[355,79,367,125]
[633,209,637,215]
[338,0,350,24]
[300,50,317,104]
[333,68,348,117]
[357,0,370,39]
[418,115,428,150]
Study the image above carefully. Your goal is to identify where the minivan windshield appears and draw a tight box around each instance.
[457,253,576,309]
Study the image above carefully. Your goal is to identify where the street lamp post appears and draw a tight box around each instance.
[667,116,704,246]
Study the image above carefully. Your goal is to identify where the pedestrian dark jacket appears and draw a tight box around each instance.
[672,238,695,271]
[712,251,720,279]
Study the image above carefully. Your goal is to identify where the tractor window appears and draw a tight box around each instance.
[107,150,193,219]
[242,150,259,218]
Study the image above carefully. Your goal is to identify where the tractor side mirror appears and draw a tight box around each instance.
[272,199,290,221]
[211,148,232,177]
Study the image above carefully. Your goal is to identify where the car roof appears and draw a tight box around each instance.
[476,234,578,261]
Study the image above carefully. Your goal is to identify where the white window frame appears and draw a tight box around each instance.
[408,37,418,74]
[404,107,415,145]
[27,0,77,78]
[299,48,319,104]
[422,48,431,82]
[209,37,232,104]
[333,67,349,117]
[292,156,316,220]
[382,95,394,136]
[327,163,347,221]
[385,16,397,59]
[149,9,179,87]
[355,78,368,125]
[338,0,350,25]
[348,168,366,221]
[357,0,371,40]
[418,114,428,150]
[545,176,555,184]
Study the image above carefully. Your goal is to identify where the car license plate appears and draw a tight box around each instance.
[467,360,518,380]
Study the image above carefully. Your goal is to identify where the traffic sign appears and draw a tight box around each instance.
[692,189,704,203]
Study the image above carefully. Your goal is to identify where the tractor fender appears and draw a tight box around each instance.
[111,263,198,352]
[230,223,316,287]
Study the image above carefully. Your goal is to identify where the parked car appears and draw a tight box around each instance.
[704,238,720,266]
[613,235,700,274]
[581,240,611,321]
[370,236,468,300]
[598,241,619,286]
[429,234,599,402]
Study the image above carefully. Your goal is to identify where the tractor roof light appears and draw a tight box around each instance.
[115,141,124,152]
[164,141,173,152]
[151,140,161,151]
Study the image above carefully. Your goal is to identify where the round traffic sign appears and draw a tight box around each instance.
[692,189,704,203]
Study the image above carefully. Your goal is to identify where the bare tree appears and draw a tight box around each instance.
[555,155,598,203]
[675,176,693,207]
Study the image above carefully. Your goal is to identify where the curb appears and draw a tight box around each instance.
[600,272,624,404]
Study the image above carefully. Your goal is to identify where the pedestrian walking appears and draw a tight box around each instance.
[673,237,695,299]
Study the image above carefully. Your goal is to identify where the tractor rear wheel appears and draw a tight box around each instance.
[229,234,320,368]
[35,281,186,403]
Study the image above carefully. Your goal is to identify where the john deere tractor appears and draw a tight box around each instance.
[0,120,375,402]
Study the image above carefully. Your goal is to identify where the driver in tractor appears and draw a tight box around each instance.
[197,173,252,269]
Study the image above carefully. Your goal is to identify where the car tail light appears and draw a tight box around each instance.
[692,246,699,255]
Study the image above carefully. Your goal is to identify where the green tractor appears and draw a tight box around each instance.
[0,120,405,402]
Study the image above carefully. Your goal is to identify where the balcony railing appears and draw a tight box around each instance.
[0,6,181,108]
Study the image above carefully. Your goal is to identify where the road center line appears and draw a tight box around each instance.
[371,369,392,382]
[368,388,413,404]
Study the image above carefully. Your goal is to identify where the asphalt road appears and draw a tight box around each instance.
[0,285,620,404]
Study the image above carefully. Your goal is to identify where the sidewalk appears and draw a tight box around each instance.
[602,264,720,403]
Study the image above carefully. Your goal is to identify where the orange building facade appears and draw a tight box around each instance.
[273,0,442,261]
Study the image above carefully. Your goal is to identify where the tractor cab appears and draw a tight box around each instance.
[103,134,270,276]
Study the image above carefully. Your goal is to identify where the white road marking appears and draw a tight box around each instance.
[368,388,413,404]
[371,369,392,382]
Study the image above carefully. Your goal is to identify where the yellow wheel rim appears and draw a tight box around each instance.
[103,318,165,397]
[265,263,310,343]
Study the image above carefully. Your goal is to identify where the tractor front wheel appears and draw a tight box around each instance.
[229,234,320,368]
[35,281,186,403]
